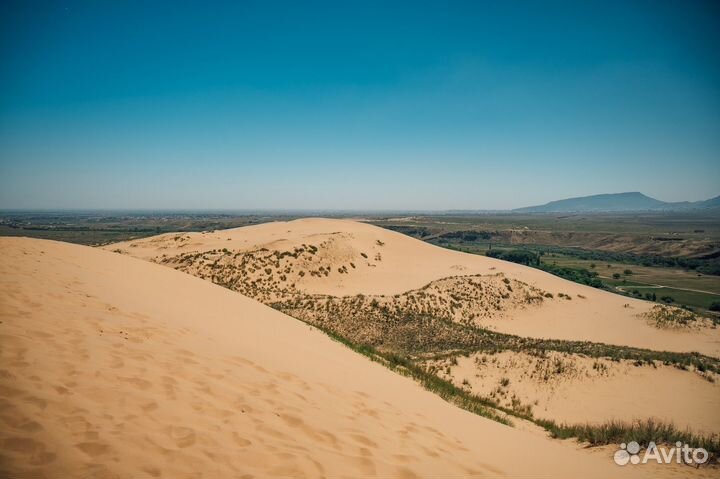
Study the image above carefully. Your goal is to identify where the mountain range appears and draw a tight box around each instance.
[513,192,720,213]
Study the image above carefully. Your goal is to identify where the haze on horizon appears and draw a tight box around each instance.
[1,1,719,210]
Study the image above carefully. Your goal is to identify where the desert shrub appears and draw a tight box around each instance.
[592,361,608,373]
[536,418,720,456]
[643,305,698,328]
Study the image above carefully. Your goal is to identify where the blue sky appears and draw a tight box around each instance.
[1,0,718,210]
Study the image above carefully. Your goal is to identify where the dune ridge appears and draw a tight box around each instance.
[108,218,720,357]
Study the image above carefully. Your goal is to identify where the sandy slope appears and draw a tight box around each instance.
[0,236,671,478]
[108,218,720,357]
[431,351,720,435]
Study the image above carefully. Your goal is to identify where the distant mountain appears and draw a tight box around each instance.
[514,192,720,213]
[696,195,720,209]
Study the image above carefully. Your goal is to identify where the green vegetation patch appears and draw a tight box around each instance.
[536,418,720,457]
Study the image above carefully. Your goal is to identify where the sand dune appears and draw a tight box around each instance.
[104,218,720,445]
[109,218,720,357]
[0,236,674,478]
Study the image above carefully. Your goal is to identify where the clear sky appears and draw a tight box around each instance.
[1,0,719,210]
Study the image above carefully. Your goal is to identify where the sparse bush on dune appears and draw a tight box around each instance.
[592,361,608,374]
[642,304,714,329]
[536,418,720,457]
[279,291,720,375]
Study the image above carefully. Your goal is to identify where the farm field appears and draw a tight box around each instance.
[545,253,720,311]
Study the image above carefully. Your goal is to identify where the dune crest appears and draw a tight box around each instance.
[109,218,720,356]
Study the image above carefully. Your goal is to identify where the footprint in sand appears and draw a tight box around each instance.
[118,376,153,391]
[3,436,56,465]
[2,413,43,433]
[61,415,92,433]
[169,426,196,448]
[141,400,159,412]
[75,441,111,458]
[350,454,377,475]
[395,466,421,479]
[232,432,252,447]
[350,433,378,448]
[4,436,43,454]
